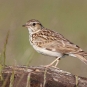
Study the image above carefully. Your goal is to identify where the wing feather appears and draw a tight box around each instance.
[33,29,83,54]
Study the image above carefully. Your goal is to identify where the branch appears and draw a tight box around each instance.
[0,65,87,87]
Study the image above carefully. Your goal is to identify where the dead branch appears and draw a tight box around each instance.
[0,65,87,87]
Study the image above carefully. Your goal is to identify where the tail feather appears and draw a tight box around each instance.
[74,54,87,65]
[83,52,87,56]
[77,51,87,56]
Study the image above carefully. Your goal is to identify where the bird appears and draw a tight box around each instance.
[22,19,87,67]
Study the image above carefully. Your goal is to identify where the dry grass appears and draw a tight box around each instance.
[3,30,10,66]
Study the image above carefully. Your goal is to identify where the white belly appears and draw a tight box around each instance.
[32,45,63,58]
[28,33,63,58]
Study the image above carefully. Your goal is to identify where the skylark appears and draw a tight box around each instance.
[23,19,87,67]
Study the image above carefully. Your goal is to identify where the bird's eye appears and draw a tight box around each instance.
[33,23,36,26]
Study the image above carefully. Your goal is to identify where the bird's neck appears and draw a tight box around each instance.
[28,28,41,35]
[28,27,40,42]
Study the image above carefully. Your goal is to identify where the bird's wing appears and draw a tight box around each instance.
[34,29,84,55]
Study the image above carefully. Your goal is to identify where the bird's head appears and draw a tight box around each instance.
[23,19,44,33]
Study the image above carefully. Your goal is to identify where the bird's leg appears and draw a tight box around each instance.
[45,57,60,67]
[54,58,60,67]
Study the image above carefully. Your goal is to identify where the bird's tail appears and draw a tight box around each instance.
[77,51,87,56]
[74,54,87,65]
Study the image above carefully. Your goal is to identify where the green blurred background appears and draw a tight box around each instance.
[0,0,87,77]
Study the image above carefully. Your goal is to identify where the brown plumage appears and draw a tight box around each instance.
[23,19,87,66]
